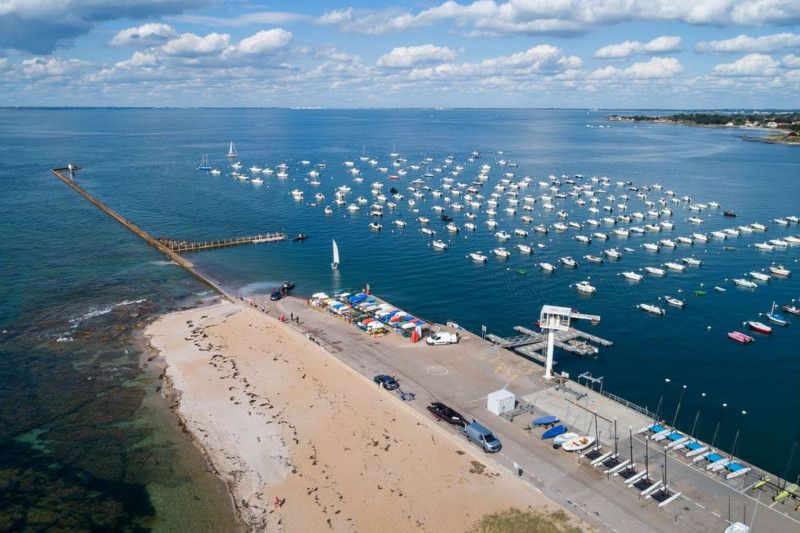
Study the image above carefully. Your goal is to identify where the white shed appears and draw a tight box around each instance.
[486,389,516,416]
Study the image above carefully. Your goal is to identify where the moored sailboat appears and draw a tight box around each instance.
[331,239,340,270]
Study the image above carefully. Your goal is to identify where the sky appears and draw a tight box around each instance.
[0,0,799,109]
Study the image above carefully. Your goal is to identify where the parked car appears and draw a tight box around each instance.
[373,374,399,390]
[426,332,459,345]
[426,402,467,428]
[461,421,502,453]
[269,290,283,301]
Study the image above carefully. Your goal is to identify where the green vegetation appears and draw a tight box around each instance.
[609,112,800,144]
[469,507,587,533]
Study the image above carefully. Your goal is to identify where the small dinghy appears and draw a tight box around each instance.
[561,435,596,452]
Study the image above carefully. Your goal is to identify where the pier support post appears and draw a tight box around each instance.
[544,330,555,379]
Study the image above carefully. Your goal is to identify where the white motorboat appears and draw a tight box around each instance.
[638,303,665,315]
[534,224,549,234]
[324,206,333,215]
[621,271,643,281]
[514,228,529,237]
[446,222,459,233]
[574,281,596,294]
[553,222,569,231]
[642,243,660,252]
[592,232,609,240]
[663,262,686,272]
[421,227,436,236]
[691,233,709,242]
[769,265,791,277]
[659,239,677,248]
[664,296,685,308]
[469,252,488,262]
[369,222,382,231]
[682,257,702,266]
[575,235,591,244]
[464,222,477,231]
[645,266,666,276]
[688,217,704,224]
[495,230,511,240]
[393,220,407,227]
[749,271,770,281]
[733,278,757,288]
[431,239,448,250]
[584,254,604,263]
[560,256,579,268]
[516,244,533,254]
[676,236,694,244]
[754,242,774,251]
[604,248,622,259]
[539,262,556,272]
[493,247,511,258]
[486,219,499,228]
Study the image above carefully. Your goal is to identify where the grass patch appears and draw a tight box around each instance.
[469,506,586,533]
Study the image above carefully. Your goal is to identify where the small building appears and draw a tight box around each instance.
[487,389,515,415]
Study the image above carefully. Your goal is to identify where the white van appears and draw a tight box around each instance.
[426,332,459,345]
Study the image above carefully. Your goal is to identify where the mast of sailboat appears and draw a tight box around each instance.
[227,141,237,158]
[331,239,340,270]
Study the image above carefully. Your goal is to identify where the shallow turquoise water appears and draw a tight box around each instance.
[1,108,798,529]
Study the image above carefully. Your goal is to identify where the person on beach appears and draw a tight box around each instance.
[290,312,294,321]
[273,496,281,510]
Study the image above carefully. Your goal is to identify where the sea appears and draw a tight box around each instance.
[0,108,798,531]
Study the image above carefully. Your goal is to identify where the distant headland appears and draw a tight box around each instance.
[608,112,800,145]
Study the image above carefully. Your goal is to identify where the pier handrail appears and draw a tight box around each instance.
[600,389,658,420]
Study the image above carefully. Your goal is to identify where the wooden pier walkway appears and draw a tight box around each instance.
[50,167,280,299]
[157,233,286,252]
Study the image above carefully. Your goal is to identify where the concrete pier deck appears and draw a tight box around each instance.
[270,295,799,533]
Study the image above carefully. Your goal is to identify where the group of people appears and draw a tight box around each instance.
[280,312,300,324]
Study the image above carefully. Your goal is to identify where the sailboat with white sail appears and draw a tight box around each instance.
[331,240,340,270]
[227,141,238,158]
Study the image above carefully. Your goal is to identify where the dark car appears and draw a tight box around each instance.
[269,290,283,301]
[373,374,399,390]
[426,402,467,428]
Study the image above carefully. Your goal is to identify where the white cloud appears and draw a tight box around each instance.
[316,1,800,37]
[110,23,177,47]
[782,54,800,68]
[696,33,800,54]
[237,29,293,55]
[595,35,682,58]
[589,57,684,79]
[407,45,582,80]
[160,33,230,57]
[19,56,93,78]
[377,44,459,67]
[711,53,781,76]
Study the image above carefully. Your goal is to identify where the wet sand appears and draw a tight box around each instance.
[146,299,589,532]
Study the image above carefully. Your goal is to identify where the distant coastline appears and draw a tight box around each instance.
[608,112,800,145]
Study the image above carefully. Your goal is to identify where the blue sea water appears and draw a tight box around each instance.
[1,108,798,529]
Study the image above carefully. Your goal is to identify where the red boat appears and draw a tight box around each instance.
[746,321,772,334]
[723,210,737,217]
[728,331,754,343]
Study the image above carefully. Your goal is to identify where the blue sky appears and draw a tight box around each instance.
[1,0,798,108]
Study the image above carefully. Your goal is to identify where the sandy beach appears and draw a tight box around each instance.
[146,299,589,532]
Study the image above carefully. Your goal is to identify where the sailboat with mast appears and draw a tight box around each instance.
[331,239,340,270]
[227,141,238,158]
[197,154,212,171]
